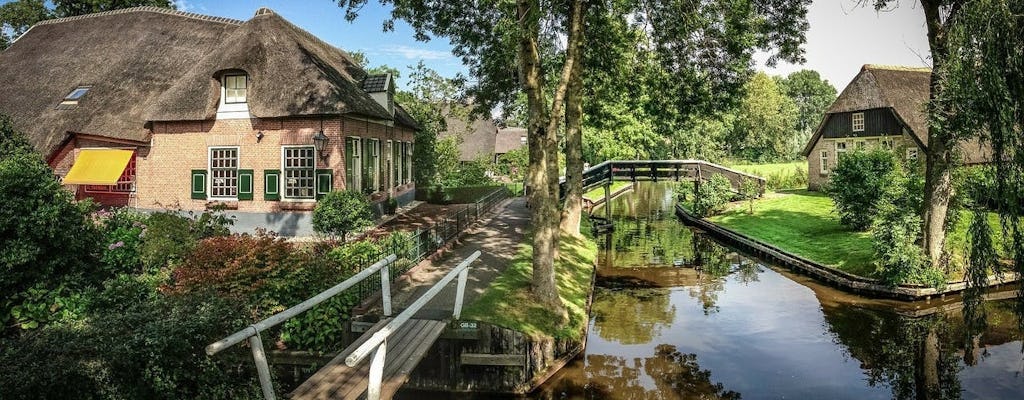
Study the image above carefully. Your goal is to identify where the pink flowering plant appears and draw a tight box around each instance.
[98,208,148,275]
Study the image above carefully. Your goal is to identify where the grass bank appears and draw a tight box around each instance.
[462,227,597,340]
[583,181,632,202]
[708,190,876,276]
[706,190,1000,280]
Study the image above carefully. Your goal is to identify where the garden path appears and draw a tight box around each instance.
[365,197,529,320]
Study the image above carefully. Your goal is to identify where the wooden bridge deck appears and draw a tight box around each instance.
[290,318,447,400]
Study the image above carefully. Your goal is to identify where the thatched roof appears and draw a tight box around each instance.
[803,65,932,155]
[440,114,497,161]
[495,127,526,154]
[0,7,419,158]
[146,10,393,122]
[0,7,238,157]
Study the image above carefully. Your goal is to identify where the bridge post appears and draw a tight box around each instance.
[604,183,611,221]
[380,263,392,317]
[367,340,387,400]
[248,333,276,400]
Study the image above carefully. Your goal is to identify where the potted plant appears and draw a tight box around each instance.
[385,197,399,215]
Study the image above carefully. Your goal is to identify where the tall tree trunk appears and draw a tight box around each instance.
[560,1,586,237]
[920,0,955,267]
[517,0,563,313]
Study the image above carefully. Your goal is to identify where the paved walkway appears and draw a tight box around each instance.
[366,197,530,320]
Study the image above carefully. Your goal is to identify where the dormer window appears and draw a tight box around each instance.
[57,86,91,109]
[852,112,865,132]
[224,75,247,104]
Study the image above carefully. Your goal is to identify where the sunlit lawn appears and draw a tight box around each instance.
[583,181,632,202]
[461,227,597,340]
[728,161,807,177]
[708,190,877,277]
[707,190,1002,280]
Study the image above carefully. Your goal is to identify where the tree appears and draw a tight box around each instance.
[866,0,965,267]
[337,0,813,317]
[779,69,837,136]
[51,0,174,17]
[728,72,800,162]
[393,61,468,186]
[311,190,373,241]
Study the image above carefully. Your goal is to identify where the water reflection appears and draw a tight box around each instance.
[534,182,1024,400]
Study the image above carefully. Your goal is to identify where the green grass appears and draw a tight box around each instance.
[461,231,597,340]
[708,190,877,277]
[729,161,807,177]
[583,181,632,202]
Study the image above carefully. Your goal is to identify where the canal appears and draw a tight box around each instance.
[405,182,1024,399]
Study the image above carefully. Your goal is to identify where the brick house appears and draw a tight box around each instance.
[802,64,991,191]
[0,7,419,234]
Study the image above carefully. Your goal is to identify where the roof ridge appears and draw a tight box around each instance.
[32,6,243,27]
[863,64,932,73]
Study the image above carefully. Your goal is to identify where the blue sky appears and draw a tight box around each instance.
[4,0,931,91]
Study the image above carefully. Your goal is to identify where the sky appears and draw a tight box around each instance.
[4,0,932,91]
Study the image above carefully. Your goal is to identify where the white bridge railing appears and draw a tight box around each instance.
[206,254,398,400]
[345,250,480,400]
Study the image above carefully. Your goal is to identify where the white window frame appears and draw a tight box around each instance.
[346,137,362,193]
[906,147,919,161]
[208,146,239,200]
[223,74,248,104]
[835,141,848,159]
[405,141,413,184]
[281,145,317,201]
[881,138,895,150]
[386,140,394,190]
[852,112,865,132]
[369,138,381,192]
[820,150,829,174]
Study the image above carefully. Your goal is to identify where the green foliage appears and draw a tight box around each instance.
[739,178,760,215]
[95,208,147,275]
[51,0,174,17]
[0,0,49,51]
[778,69,837,135]
[0,275,262,400]
[732,161,809,190]
[728,72,801,162]
[312,190,374,240]
[496,146,528,182]
[691,174,734,217]
[1,125,103,334]
[432,136,495,187]
[871,164,941,287]
[826,150,901,230]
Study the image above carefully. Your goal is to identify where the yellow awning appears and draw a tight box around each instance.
[63,149,134,185]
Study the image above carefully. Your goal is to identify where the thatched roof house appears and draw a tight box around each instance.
[0,7,421,226]
[495,127,527,156]
[802,64,991,190]
[440,113,498,162]
[0,6,419,160]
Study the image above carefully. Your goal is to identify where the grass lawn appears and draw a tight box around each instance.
[729,161,807,177]
[583,181,632,202]
[708,190,877,277]
[461,230,597,340]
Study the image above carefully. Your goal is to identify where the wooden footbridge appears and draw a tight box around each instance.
[206,251,482,400]
[561,160,766,228]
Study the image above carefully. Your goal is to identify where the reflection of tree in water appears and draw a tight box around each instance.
[601,183,696,268]
[591,288,675,344]
[687,234,735,315]
[583,345,741,399]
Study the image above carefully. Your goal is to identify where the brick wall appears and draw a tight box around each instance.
[138,116,416,212]
[807,132,919,191]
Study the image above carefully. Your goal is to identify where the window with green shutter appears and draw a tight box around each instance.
[191,170,207,199]
[237,169,254,200]
[264,169,280,201]
[316,169,333,200]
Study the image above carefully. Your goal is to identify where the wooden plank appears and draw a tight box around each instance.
[460,353,526,367]
[291,319,447,400]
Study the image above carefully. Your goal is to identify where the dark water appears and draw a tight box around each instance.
[535,182,1024,400]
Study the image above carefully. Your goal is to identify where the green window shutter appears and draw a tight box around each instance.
[264,169,280,201]
[191,169,207,199]
[237,169,254,200]
[316,169,333,200]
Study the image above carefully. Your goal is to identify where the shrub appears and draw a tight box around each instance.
[0,277,262,400]
[692,174,734,217]
[827,150,901,230]
[312,190,374,241]
[1,133,102,335]
[871,162,941,287]
[739,177,760,214]
[140,212,196,270]
[96,208,148,276]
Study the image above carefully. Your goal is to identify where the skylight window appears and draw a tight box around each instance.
[57,86,91,109]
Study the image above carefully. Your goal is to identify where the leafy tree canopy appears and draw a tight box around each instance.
[779,69,836,134]
[0,0,174,50]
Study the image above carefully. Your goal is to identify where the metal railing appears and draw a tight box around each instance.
[206,255,398,400]
[345,250,480,400]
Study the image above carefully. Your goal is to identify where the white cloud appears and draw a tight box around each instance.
[173,0,204,13]
[375,45,452,61]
